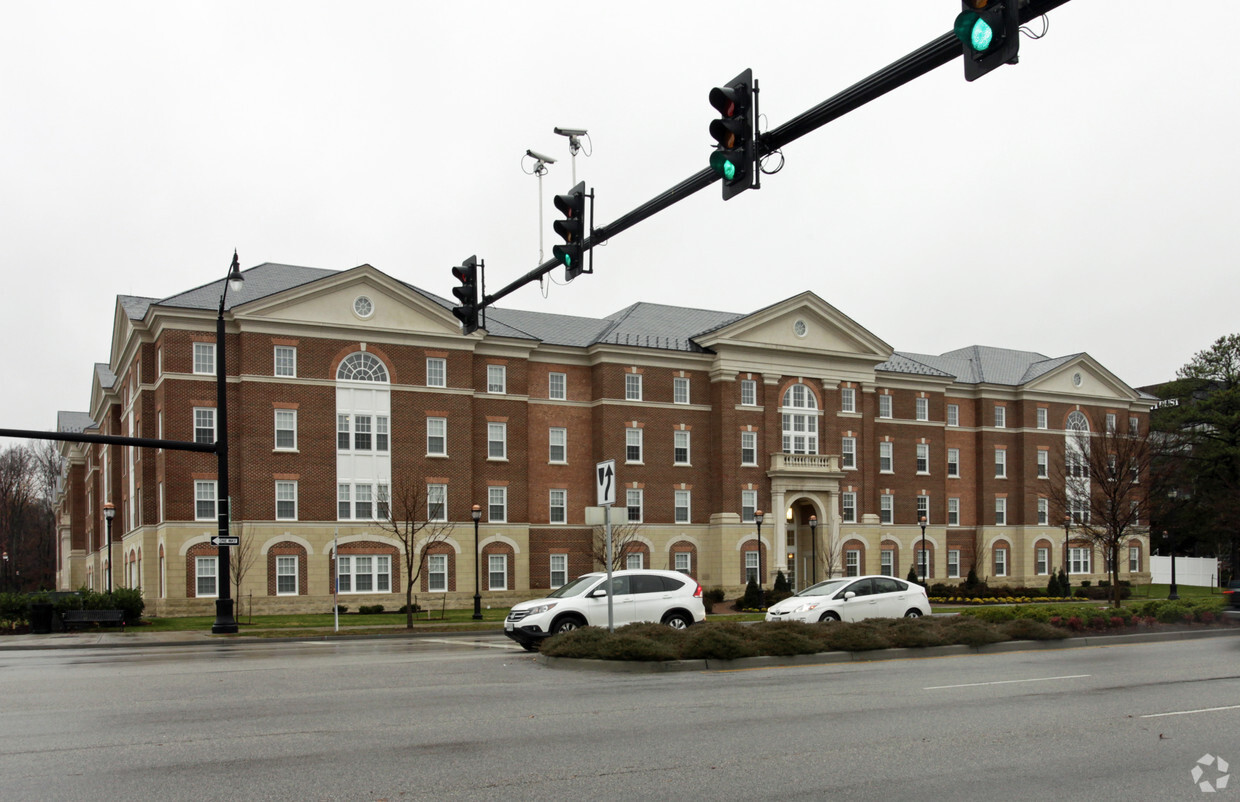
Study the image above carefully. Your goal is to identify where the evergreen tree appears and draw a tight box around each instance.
[741,577,764,610]
[773,570,790,593]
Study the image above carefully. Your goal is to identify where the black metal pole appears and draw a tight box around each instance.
[810,515,817,585]
[212,257,239,635]
[1167,530,1179,600]
[919,518,928,585]
[104,509,113,594]
[472,505,483,620]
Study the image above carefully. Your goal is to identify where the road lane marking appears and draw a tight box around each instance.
[924,674,1090,690]
[1141,704,1240,719]
[418,638,522,650]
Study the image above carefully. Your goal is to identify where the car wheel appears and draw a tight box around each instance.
[662,612,692,630]
[818,611,841,622]
[551,615,585,634]
[519,642,540,653]
[904,608,923,618]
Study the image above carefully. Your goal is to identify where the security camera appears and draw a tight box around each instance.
[526,149,557,164]
[554,127,588,137]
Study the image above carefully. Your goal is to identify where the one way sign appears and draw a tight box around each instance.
[596,459,616,507]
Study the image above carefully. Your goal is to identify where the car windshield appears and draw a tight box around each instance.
[795,579,849,597]
[546,575,600,598]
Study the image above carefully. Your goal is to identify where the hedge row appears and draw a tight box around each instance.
[0,588,145,629]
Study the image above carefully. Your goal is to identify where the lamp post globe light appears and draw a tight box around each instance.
[212,252,244,635]
[809,514,818,584]
[103,501,116,594]
[918,515,928,586]
[472,504,483,620]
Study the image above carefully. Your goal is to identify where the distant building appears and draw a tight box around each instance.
[54,262,1155,614]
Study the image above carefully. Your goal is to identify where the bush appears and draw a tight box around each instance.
[704,587,727,605]
[333,604,349,614]
[823,621,891,652]
[358,605,385,615]
[541,626,612,658]
[964,566,981,590]
[740,578,764,611]
[750,621,823,656]
[880,618,946,648]
[907,567,920,584]
[1001,619,1071,640]
[942,617,1007,647]
[773,570,790,593]
[681,622,761,661]
[594,633,679,661]
[397,603,422,614]
[0,592,27,628]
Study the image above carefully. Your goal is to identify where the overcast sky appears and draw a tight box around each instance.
[3,1,1237,437]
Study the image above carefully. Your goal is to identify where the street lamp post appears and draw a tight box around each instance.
[212,252,244,635]
[1165,530,1179,600]
[918,515,928,586]
[754,510,764,608]
[472,504,483,620]
[1063,514,1072,595]
[2,551,7,592]
[809,514,818,584]
[103,502,115,594]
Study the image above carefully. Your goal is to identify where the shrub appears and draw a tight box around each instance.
[397,603,422,614]
[704,587,727,605]
[358,605,385,615]
[750,621,823,656]
[541,626,612,658]
[680,622,761,661]
[594,633,679,661]
[1001,619,1070,641]
[740,578,764,610]
[964,566,980,590]
[333,604,348,614]
[1047,572,1062,598]
[0,592,27,628]
[823,622,891,652]
[942,617,1007,647]
[907,567,920,584]
[773,570,790,593]
[881,618,946,648]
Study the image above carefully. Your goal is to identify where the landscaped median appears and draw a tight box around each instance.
[535,597,1239,672]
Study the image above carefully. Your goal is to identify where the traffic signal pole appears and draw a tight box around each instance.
[476,0,1072,311]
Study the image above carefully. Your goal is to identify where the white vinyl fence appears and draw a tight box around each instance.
[1149,556,1219,588]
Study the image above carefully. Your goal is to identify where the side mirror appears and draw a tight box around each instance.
[843,591,856,601]
[587,588,608,598]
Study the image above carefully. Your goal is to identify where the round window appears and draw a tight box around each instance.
[353,295,374,319]
[1072,372,1083,387]
[793,319,808,338]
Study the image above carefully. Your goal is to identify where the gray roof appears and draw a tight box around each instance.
[592,302,744,352]
[94,362,116,389]
[57,411,96,433]
[880,346,1086,387]
[120,295,159,320]
[159,262,337,311]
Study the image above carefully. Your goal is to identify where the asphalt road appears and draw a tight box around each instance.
[2,633,1238,801]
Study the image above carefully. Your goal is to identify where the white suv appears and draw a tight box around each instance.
[503,569,706,651]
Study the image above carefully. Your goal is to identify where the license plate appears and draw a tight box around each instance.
[504,620,513,631]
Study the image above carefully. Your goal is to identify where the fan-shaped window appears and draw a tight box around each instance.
[781,383,819,454]
[337,353,389,382]
[1066,411,1089,432]
[782,383,818,410]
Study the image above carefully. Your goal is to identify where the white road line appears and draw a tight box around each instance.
[1141,704,1240,719]
[924,674,1091,690]
[418,638,522,650]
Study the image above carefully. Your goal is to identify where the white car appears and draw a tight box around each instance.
[504,569,706,651]
[764,575,931,623]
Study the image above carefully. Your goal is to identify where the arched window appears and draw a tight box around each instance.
[1065,411,1090,523]
[781,383,819,454]
[337,352,389,383]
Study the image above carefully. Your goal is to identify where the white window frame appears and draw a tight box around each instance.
[995,405,1006,428]
[781,384,819,455]
[879,442,893,473]
[880,494,893,525]
[1037,450,1049,478]
[841,436,856,469]
[1036,547,1049,576]
[625,373,642,401]
[841,387,856,413]
[488,554,508,591]
[916,397,928,421]
[193,342,215,375]
[947,448,960,478]
[626,553,644,570]
[487,365,507,394]
[337,554,391,594]
[275,409,297,451]
[274,345,297,378]
[995,497,1007,526]
[550,553,568,587]
[745,551,760,584]
[878,394,892,419]
[427,484,447,522]
[488,486,507,523]
[549,427,567,463]
[427,417,447,457]
[948,549,961,579]
[276,555,298,595]
[626,488,643,523]
[1070,547,1092,574]
[740,379,757,406]
[995,448,1007,478]
[428,554,448,592]
[673,430,690,465]
[195,556,218,597]
[1038,497,1049,526]
[194,407,216,446]
[1129,546,1140,572]
[995,548,1008,577]
[947,497,960,527]
[549,372,567,400]
[741,431,757,466]
[741,489,757,523]
[276,480,298,521]
[1037,407,1048,429]
[488,422,507,460]
[917,495,929,525]
[549,489,567,525]
[845,550,860,577]
[880,550,893,576]
[947,404,959,427]
[674,552,691,574]
[194,480,217,521]
[841,492,856,523]
[674,490,691,524]
[674,376,690,405]
[426,357,446,388]
[916,443,930,474]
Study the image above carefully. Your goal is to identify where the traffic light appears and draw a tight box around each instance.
[451,255,480,335]
[709,68,755,201]
[552,181,586,280]
[954,1,1019,82]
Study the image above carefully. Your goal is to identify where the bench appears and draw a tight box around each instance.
[62,610,126,631]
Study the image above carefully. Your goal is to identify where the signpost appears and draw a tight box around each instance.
[210,535,240,547]
[596,459,616,631]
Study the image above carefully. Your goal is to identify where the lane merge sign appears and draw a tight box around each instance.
[596,459,616,507]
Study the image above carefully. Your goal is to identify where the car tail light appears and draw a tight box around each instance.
[1225,589,1235,596]
[693,583,703,598]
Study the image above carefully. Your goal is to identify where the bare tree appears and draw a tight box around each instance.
[970,529,989,584]
[31,440,63,588]
[817,524,843,582]
[1047,422,1152,607]
[0,445,36,592]
[591,521,644,572]
[371,482,454,628]
[230,523,259,616]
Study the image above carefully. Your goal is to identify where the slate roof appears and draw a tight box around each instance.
[879,346,1086,387]
[158,262,337,311]
[94,363,116,389]
[57,411,96,433]
[119,295,159,320]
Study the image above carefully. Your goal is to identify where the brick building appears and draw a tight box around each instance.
[52,262,1155,615]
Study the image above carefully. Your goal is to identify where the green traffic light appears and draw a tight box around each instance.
[954,10,994,52]
[709,150,737,181]
[563,253,572,267]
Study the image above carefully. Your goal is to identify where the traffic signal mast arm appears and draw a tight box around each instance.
[475,0,1071,311]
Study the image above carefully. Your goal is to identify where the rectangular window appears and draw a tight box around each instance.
[916,443,930,474]
[917,495,929,524]
[841,387,856,413]
[626,488,643,523]
[625,373,642,401]
[488,486,507,523]
[1129,546,1140,572]
[274,346,296,378]
[879,442,893,473]
[673,430,690,465]
[947,404,959,427]
[841,437,856,469]
[1129,416,1139,435]
[621,428,642,464]
[745,551,759,584]
[275,409,297,450]
[549,489,567,524]
[549,428,567,463]
[626,553,644,570]
[338,414,351,450]
[995,448,1007,478]
[276,481,297,521]
[878,394,892,419]
[487,365,506,394]
[427,484,447,522]
[995,548,1008,577]
[196,556,217,597]
[674,376,690,404]
[1105,413,1117,433]
[194,407,215,445]
[845,550,860,576]
[426,357,446,388]
[336,484,351,520]
[375,416,389,452]
[841,492,856,523]
[550,554,568,588]
[549,372,567,400]
[948,550,961,579]
[1036,547,1049,576]
[1038,497,1048,525]
[355,484,373,520]
[427,418,446,456]
[1037,450,1049,478]
[428,554,447,592]
[488,422,507,460]
[995,405,1006,428]
[880,550,893,576]
[740,379,757,406]
[195,480,217,521]
[1037,407,1048,429]
[488,554,508,591]
[741,489,757,523]
[276,555,298,595]
[193,342,215,375]
[916,397,928,421]
[947,497,960,526]
[947,448,960,478]
[674,490,691,524]
[674,552,691,574]
[354,415,372,451]
[995,497,1007,526]
[338,554,390,594]
[1070,547,1092,574]
[880,494,893,525]
[377,484,389,520]
[741,431,757,466]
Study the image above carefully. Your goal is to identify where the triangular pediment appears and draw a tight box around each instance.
[1027,354,1140,402]
[237,265,463,337]
[694,291,892,362]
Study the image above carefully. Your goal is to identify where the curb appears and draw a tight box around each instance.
[535,627,1240,673]
[0,626,507,652]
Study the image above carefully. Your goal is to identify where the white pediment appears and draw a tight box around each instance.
[239,265,461,336]
[1028,356,1139,402]
[695,292,892,361]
